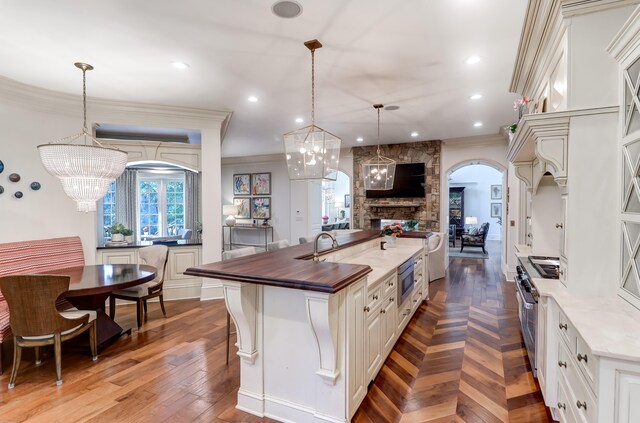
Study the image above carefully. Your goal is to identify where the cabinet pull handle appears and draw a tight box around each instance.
[557,402,566,411]
[380,309,386,314]
[389,297,394,302]
[558,361,567,368]
[364,306,370,312]
[372,295,379,300]
[559,323,567,330]
[577,353,588,363]
[559,270,564,276]
[556,223,564,229]
[389,282,394,287]
[576,400,587,410]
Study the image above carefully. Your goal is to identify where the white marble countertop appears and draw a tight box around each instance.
[337,238,424,287]
[514,247,640,362]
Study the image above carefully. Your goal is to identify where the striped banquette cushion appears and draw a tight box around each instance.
[0,236,84,343]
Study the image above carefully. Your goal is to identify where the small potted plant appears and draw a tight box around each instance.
[122,228,134,244]
[322,215,329,224]
[381,222,403,248]
[108,223,126,242]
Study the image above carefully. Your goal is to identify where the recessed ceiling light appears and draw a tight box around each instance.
[272,0,303,18]
[295,117,304,123]
[385,105,400,111]
[171,61,190,69]
[411,132,419,137]
[466,55,481,65]
[473,122,483,127]
[470,93,482,100]
[248,96,258,103]
[356,137,364,142]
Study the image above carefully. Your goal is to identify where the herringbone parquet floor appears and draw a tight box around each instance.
[353,240,553,423]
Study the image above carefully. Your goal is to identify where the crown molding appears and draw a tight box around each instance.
[0,75,231,128]
[608,4,640,63]
[222,153,285,166]
[510,0,639,96]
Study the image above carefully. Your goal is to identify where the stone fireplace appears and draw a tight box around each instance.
[352,140,441,231]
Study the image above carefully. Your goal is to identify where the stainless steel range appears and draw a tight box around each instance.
[514,256,559,378]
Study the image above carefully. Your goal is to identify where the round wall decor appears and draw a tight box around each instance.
[14,191,23,199]
[8,173,20,182]
[0,160,4,174]
[0,186,3,194]
[30,181,41,190]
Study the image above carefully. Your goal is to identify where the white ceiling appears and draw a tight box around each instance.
[0,0,527,157]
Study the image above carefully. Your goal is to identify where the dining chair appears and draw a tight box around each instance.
[266,239,290,251]
[298,235,316,244]
[222,247,257,364]
[109,245,169,329]
[0,274,97,388]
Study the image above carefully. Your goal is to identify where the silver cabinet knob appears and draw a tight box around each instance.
[576,401,587,410]
[557,402,566,411]
[559,323,568,330]
[558,361,567,368]
[559,270,564,276]
[556,223,564,229]
[364,306,370,312]
[372,294,379,300]
[389,297,394,302]
[380,309,386,314]
[577,353,588,363]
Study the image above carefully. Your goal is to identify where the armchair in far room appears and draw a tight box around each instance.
[178,228,192,240]
[427,232,446,282]
[448,224,456,247]
[460,222,490,254]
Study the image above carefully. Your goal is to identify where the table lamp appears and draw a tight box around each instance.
[223,204,238,226]
[465,216,478,229]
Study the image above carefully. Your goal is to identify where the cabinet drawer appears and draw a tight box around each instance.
[575,335,598,395]
[557,340,597,423]
[367,285,382,310]
[382,273,396,298]
[557,309,576,354]
[556,375,578,423]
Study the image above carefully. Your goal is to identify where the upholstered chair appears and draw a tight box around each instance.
[221,247,257,364]
[0,274,97,388]
[298,236,316,244]
[178,228,192,240]
[267,240,290,251]
[460,222,490,254]
[109,245,169,328]
[428,233,446,282]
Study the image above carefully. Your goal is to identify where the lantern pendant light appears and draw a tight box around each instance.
[363,104,396,190]
[37,63,128,212]
[284,39,341,181]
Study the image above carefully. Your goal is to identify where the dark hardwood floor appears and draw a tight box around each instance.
[0,240,552,422]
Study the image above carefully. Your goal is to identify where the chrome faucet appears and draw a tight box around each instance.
[313,232,339,262]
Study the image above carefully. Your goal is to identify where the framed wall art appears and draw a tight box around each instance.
[490,184,502,200]
[233,174,250,195]
[251,197,271,219]
[251,172,271,195]
[491,202,502,218]
[233,197,250,219]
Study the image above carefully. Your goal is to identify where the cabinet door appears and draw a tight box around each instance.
[347,280,367,415]
[366,308,382,383]
[560,194,568,260]
[538,297,548,394]
[98,249,137,264]
[617,371,640,423]
[381,297,397,356]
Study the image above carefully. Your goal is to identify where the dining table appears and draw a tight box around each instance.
[41,264,156,349]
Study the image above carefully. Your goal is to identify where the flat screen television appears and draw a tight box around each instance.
[365,162,425,198]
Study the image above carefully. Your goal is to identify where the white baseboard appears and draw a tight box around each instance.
[236,390,347,423]
[200,278,224,300]
[487,235,502,241]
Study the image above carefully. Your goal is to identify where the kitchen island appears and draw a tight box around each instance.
[184,230,429,423]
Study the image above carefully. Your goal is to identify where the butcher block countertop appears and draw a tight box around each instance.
[184,230,430,293]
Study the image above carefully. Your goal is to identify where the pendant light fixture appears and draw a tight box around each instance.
[363,104,396,190]
[37,63,128,212]
[284,39,341,181]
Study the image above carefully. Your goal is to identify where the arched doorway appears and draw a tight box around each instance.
[446,161,507,265]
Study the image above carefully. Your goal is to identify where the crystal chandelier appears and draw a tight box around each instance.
[284,39,341,181]
[363,104,396,190]
[38,63,128,212]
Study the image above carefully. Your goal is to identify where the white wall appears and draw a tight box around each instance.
[449,164,503,240]
[530,175,561,256]
[0,77,226,300]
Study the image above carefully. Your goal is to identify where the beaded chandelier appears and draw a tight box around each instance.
[37,63,127,212]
